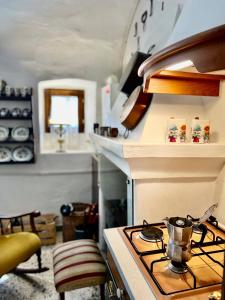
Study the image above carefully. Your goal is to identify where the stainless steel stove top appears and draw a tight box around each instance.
[121,218,225,299]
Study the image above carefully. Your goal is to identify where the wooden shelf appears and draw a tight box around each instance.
[0,140,34,144]
[0,93,35,164]
[154,70,225,81]
[0,158,35,165]
[0,116,32,120]
[145,70,225,96]
[0,95,32,101]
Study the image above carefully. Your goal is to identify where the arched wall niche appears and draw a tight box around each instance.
[38,79,97,153]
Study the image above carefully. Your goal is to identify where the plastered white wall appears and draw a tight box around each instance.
[201,81,225,143]
[139,91,224,143]
[215,166,225,225]
[134,179,216,224]
[0,153,93,223]
[0,76,95,220]
[166,0,225,47]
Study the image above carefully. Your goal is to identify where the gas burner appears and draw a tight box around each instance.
[139,226,163,242]
[168,261,188,274]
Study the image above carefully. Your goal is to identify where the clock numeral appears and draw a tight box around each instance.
[137,36,140,51]
[149,0,153,17]
[134,22,138,37]
[141,10,148,31]
[147,44,156,55]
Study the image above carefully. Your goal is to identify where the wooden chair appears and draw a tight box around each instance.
[0,211,48,276]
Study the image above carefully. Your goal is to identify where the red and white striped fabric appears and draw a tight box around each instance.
[53,239,106,293]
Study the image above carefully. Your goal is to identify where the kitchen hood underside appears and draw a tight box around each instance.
[139,24,225,77]
[138,24,225,96]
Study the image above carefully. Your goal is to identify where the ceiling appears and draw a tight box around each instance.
[0,0,138,85]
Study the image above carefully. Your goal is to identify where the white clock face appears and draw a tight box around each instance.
[123,0,186,69]
[120,86,141,121]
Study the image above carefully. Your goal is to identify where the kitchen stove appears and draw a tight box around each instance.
[120,217,225,299]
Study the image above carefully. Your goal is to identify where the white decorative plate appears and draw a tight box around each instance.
[12,146,33,162]
[0,147,11,162]
[11,127,30,142]
[0,108,9,117]
[0,126,9,141]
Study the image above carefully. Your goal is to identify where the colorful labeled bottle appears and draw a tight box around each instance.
[191,117,210,143]
[167,118,186,143]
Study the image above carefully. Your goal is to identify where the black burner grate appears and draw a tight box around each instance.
[140,220,163,242]
[123,219,225,296]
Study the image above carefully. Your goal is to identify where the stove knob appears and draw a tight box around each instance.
[107,281,117,299]
[208,291,221,300]
[116,288,124,298]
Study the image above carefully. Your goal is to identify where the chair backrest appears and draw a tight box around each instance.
[0,211,41,235]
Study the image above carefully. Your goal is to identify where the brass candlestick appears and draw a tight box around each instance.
[55,124,67,153]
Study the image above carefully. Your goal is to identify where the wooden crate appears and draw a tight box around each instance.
[63,213,85,242]
[62,203,90,242]
[2,214,57,246]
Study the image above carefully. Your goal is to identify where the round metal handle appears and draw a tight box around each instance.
[208,291,221,300]
[107,281,116,299]
[116,288,124,298]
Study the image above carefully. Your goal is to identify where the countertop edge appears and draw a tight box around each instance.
[104,227,156,300]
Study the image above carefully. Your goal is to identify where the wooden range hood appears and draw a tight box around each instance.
[138,24,225,96]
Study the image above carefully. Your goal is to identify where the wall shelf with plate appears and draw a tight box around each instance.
[0,95,32,102]
[0,159,35,165]
[0,85,35,164]
[0,116,32,120]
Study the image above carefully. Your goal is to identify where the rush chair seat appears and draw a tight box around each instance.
[0,211,48,276]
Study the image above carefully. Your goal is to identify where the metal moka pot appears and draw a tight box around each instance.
[164,217,193,263]
[163,204,217,264]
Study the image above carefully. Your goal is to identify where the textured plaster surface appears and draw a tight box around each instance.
[0,0,138,86]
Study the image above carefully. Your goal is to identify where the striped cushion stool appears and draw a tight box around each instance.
[53,239,106,300]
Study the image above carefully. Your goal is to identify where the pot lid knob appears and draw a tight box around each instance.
[176,219,185,226]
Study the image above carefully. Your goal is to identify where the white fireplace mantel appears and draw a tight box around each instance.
[90,133,225,180]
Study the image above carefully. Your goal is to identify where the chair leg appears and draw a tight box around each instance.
[13,247,48,274]
[36,248,42,270]
[59,292,65,300]
[100,284,105,300]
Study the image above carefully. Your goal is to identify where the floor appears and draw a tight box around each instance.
[0,233,100,300]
